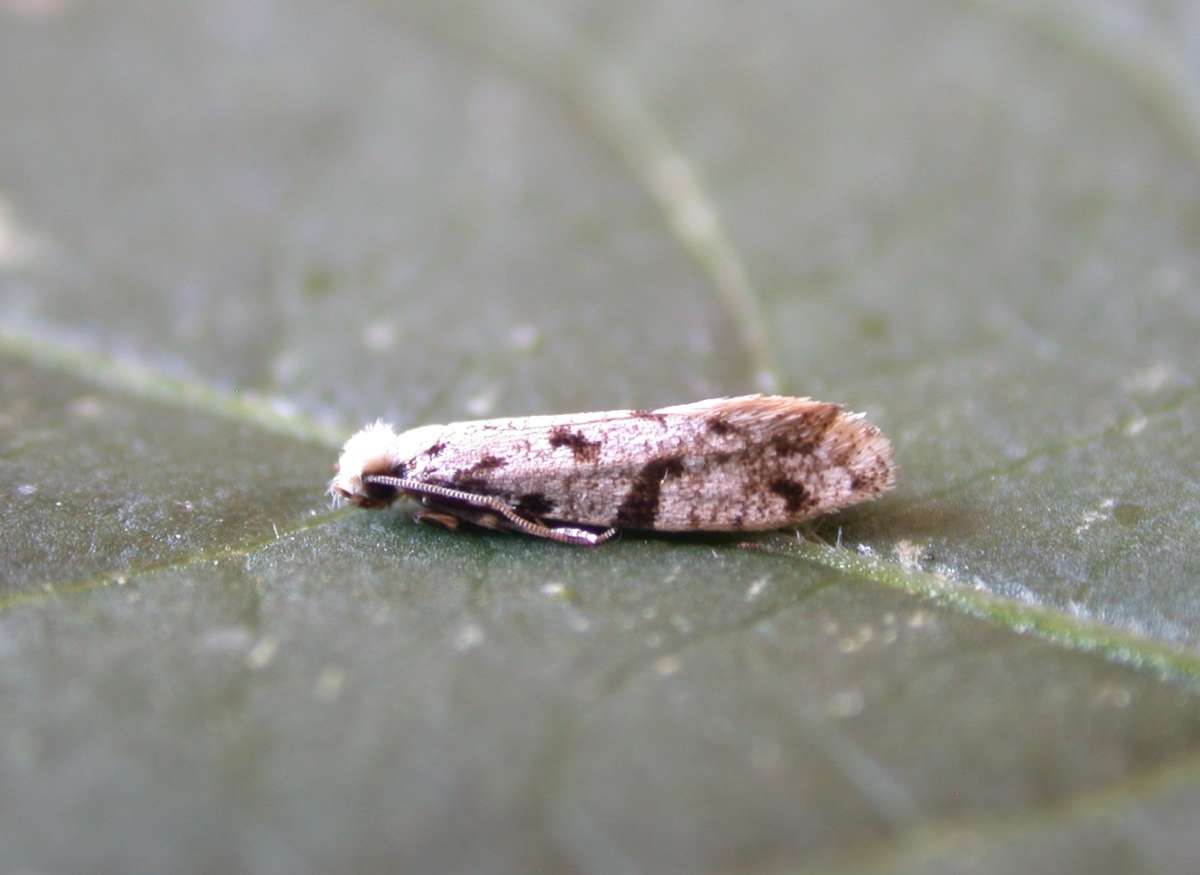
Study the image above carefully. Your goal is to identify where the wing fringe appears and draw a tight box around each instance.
[655,394,826,427]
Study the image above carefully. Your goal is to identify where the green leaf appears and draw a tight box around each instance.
[2,2,1199,873]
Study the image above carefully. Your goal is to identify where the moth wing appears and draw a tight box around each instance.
[652,394,896,527]
[657,394,843,439]
[410,394,893,532]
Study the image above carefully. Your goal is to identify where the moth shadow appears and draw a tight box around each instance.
[613,529,764,549]
[811,494,987,544]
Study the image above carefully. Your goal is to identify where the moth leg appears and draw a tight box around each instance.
[544,524,619,547]
[493,515,616,546]
[450,509,508,531]
[428,500,613,545]
[413,509,461,531]
[365,475,618,547]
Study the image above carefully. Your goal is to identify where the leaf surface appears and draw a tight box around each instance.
[2,2,1199,873]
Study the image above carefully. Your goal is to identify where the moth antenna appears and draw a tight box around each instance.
[363,475,616,546]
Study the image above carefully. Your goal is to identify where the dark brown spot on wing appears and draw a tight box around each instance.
[616,456,683,529]
[769,477,812,515]
[453,455,507,488]
[770,433,817,457]
[425,441,446,457]
[770,405,841,456]
[707,416,735,436]
[632,410,668,426]
[548,427,602,462]
[515,492,555,518]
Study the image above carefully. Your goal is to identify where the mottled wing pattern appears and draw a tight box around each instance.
[404,395,894,532]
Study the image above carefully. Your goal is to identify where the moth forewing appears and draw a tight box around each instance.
[330,394,895,543]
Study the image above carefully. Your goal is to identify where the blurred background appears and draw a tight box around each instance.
[2,1,1200,873]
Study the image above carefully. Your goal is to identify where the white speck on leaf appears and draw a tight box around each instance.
[0,195,44,265]
[745,576,770,601]
[68,396,105,418]
[454,623,485,652]
[908,611,934,629]
[270,350,300,383]
[838,625,874,654]
[1076,498,1115,535]
[267,395,299,419]
[314,667,346,703]
[670,614,692,635]
[245,636,279,670]
[655,655,682,676]
[509,323,539,351]
[361,321,396,351]
[1123,362,1171,394]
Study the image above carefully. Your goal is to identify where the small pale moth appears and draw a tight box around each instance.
[329,395,895,546]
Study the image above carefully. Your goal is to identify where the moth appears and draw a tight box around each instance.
[329,395,895,546]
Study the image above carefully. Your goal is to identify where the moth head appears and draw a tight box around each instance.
[329,420,407,508]
[329,420,445,508]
